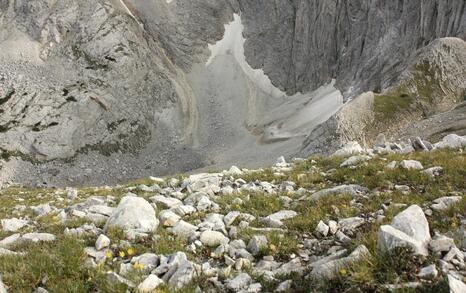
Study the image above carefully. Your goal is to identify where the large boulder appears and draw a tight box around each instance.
[378,205,431,255]
[104,195,158,234]
[434,134,466,149]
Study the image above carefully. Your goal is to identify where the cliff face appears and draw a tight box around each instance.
[301,37,466,156]
[237,0,466,96]
[0,0,464,186]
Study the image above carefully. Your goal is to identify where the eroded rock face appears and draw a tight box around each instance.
[238,0,465,95]
[0,0,464,186]
[301,37,466,156]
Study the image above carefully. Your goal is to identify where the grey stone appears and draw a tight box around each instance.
[247,235,268,256]
[315,221,330,237]
[67,188,78,200]
[422,167,443,177]
[378,205,430,255]
[332,142,364,157]
[0,233,21,249]
[95,234,110,251]
[308,185,368,201]
[87,205,114,217]
[274,258,305,276]
[431,196,462,211]
[1,218,28,232]
[435,134,466,149]
[247,282,262,293]
[159,210,181,227]
[310,245,369,279]
[0,247,17,256]
[338,217,365,233]
[399,160,424,170]
[385,161,398,170]
[131,253,159,272]
[383,282,422,290]
[106,272,134,288]
[151,195,182,209]
[226,273,252,291]
[340,155,371,167]
[137,274,163,292]
[276,280,292,292]
[429,234,455,252]
[224,211,241,226]
[335,231,352,244]
[448,274,466,293]
[104,195,158,234]
[412,137,429,151]
[22,233,56,243]
[171,220,198,240]
[0,276,7,293]
[417,264,438,280]
[261,210,297,228]
[167,260,194,290]
[196,196,213,211]
[172,205,196,216]
[199,230,229,247]
[225,166,243,176]
[32,204,53,216]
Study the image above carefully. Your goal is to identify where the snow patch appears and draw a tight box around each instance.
[262,81,343,142]
[206,14,285,98]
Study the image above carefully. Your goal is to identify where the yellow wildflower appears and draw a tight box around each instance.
[339,268,348,276]
[119,251,125,258]
[133,262,144,270]
[127,247,135,256]
[105,251,113,259]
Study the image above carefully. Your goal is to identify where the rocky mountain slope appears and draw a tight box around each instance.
[0,133,465,292]
[0,0,464,186]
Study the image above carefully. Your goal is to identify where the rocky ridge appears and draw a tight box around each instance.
[0,133,465,292]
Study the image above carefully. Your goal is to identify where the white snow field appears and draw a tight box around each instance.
[188,14,343,168]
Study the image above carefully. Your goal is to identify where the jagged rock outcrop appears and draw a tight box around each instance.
[238,0,465,96]
[301,37,466,155]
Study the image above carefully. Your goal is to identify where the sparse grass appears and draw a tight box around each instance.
[236,229,299,260]
[374,89,415,121]
[234,167,282,183]
[430,196,466,235]
[0,236,122,293]
[217,191,285,218]
[264,231,299,260]
[150,228,187,256]
[106,226,188,257]
[286,194,357,233]
[0,148,464,292]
